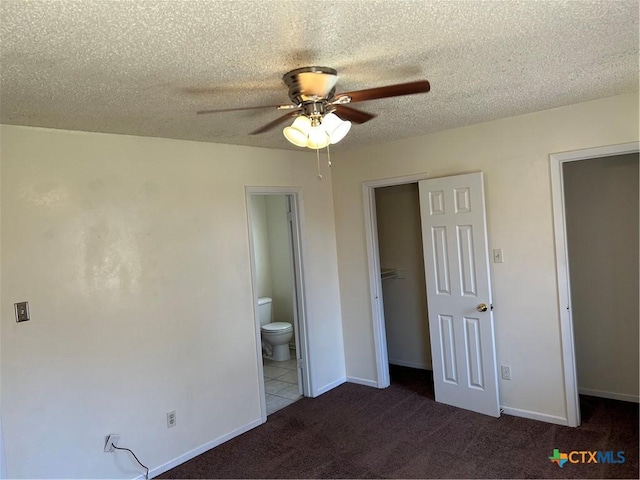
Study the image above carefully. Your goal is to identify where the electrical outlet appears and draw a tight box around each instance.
[104,434,120,453]
[167,410,176,428]
[501,365,511,380]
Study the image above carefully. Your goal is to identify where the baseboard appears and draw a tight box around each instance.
[149,417,264,478]
[313,377,346,397]
[388,359,432,370]
[500,406,569,426]
[346,376,379,388]
[579,387,639,403]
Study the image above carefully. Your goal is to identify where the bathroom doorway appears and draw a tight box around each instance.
[247,188,309,418]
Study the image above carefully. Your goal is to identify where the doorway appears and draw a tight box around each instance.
[374,183,433,391]
[247,188,310,419]
[363,172,500,417]
[564,154,639,405]
[550,142,640,427]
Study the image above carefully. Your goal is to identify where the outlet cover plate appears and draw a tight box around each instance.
[167,410,176,428]
[104,434,120,453]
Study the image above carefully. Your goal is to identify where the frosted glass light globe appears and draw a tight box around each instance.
[283,116,312,147]
[322,113,352,144]
[307,125,330,149]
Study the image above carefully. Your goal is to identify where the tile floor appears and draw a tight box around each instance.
[263,356,302,415]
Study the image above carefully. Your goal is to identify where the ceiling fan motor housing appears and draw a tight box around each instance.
[283,66,338,105]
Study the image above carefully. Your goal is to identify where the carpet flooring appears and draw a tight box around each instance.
[159,365,639,479]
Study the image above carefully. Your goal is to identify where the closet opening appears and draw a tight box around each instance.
[375,182,433,393]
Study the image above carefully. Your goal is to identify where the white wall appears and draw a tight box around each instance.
[0,417,6,479]
[332,92,639,422]
[250,196,272,298]
[0,143,4,480]
[265,196,294,326]
[563,153,639,401]
[249,195,294,328]
[375,184,431,370]
[0,125,345,478]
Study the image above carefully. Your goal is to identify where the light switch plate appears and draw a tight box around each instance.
[14,302,30,322]
[493,249,504,263]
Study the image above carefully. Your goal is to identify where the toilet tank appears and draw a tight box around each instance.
[257,297,272,327]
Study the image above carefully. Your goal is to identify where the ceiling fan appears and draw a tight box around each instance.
[197,66,431,149]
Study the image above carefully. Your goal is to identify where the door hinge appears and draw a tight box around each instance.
[287,212,293,222]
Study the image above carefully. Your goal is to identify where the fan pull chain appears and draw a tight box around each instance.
[316,148,322,180]
[327,144,332,168]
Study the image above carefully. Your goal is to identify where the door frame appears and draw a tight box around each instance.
[362,173,430,388]
[246,186,312,421]
[549,141,639,427]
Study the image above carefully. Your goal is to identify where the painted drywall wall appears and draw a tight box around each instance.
[0,417,6,479]
[0,125,345,479]
[563,153,639,401]
[250,196,272,299]
[250,195,294,330]
[265,196,294,326]
[0,144,4,480]
[332,92,639,421]
[375,184,431,370]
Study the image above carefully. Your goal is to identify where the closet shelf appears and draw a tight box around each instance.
[381,268,406,280]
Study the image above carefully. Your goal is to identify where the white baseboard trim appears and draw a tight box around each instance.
[388,359,432,370]
[579,388,639,403]
[313,377,346,397]
[149,417,264,478]
[500,406,569,426]
[346,376,379,388]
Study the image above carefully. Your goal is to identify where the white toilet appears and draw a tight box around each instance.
[258,297,293,361]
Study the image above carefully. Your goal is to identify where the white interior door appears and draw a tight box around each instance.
[418,172,500,417]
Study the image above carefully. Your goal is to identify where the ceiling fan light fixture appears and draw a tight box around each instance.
[283,112,352,149]
[322,112,352,144]
[283,115,312,147]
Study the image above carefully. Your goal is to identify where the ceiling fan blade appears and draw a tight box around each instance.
[250,111,301,135]
[333,105,376,124]
[338,80,430,103]
[197,104,294,115]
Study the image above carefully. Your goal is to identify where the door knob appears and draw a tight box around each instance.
[476,303,488,312]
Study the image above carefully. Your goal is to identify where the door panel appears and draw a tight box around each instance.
[439,314,458,384]
[432,227,451,294]
[419,172,500,417]
[464,316,484,389]
[457,225,478,296]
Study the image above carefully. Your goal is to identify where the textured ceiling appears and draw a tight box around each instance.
[1,0,638,151]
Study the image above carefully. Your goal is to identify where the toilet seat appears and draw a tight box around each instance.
[261,322,293,333]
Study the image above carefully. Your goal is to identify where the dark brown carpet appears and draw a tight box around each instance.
[160,365,639,479]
